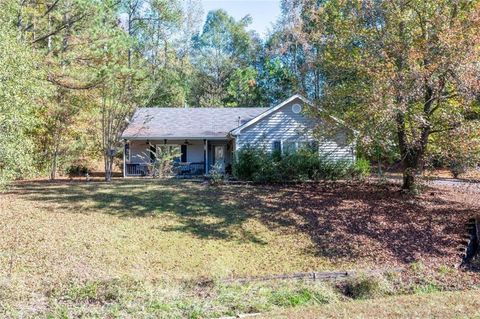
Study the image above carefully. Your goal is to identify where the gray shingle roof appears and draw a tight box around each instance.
[121,107,267,139]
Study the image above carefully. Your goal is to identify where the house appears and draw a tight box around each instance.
[121,95,355,177]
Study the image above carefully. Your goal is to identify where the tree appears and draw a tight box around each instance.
[264,0,324,101]
[296,0,480,190]
[0,2,50,188]
[427,120,480,178]
[16,0,112,179]
[191,9,263,107]
[258,57,298,105]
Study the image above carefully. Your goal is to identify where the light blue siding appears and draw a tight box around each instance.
[235,98,355,161]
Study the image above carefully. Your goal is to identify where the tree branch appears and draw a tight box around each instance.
[429,124,460,134]
[31,13,86,44]
[22,0,61,32]
[47,74,105,90]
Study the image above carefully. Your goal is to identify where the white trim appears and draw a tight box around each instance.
[125,143,131,162]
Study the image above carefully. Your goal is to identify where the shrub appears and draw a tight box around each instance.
[65,165,89,178]
[233,146,358,182]
[209,162,225,185]
[232,146,268,181]
[344,275,389,299]
[350,158,371,179]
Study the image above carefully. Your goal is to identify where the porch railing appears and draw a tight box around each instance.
[126,164,149,176]
[125,162,205,177]
[173,162,205,176]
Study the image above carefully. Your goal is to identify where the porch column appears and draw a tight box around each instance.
[204,139,208,174]
[122,140,126,178]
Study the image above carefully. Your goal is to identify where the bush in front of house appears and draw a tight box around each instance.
[349,157,371,180]
[233,145,370,182]
[232,146,270,181]
[65,165,90,178]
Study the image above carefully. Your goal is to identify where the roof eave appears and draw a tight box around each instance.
[122,135,231,141]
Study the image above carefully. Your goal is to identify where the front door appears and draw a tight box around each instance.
[214,145,225,172]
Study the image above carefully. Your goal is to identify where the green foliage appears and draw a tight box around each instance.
[259,57,299,105]
[233,145,357,182]
[268,286,334,307]
[226,67,261,107]
[350,158,371,180]
[232,146,268,181]
[209,162,226,185]
[4,0,478,189]
[412,283,442,295]
[150,145,182,178]
[65,165,90,178]
[191,9,264,107]
[0,4,49,188]
[426,121,480,178]
[42,279,339,318]
[286,0,480,190]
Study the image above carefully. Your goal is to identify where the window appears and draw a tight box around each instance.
[272,141,282,154]
[278,140,319,155]
[292,103,302,114]
[181,145,187,162]
[298,141,319,152]
[283,141,297,154]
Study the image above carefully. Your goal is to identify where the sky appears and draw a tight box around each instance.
[201,0,282,37]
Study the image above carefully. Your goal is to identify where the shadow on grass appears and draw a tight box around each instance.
[11,179,478,265]
[12,179,265,241]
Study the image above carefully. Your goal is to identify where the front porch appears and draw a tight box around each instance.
[123,139,234,178]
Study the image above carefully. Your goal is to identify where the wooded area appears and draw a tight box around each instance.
[1,0,480,190]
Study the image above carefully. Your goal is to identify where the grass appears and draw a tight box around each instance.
[1,180,337,285]
[343,274,391,299]
[1,178,480,317]
[266,289,480,318]
[4,278,339,318]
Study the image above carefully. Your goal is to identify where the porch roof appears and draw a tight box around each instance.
[122,107,267,140]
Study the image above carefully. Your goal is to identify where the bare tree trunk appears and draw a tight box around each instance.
[102,93,111,182]
[104,154,113,181]
[50,147,58,180]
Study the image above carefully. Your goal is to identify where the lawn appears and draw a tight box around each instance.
[265,289,480,318]
[1,179,479,317]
